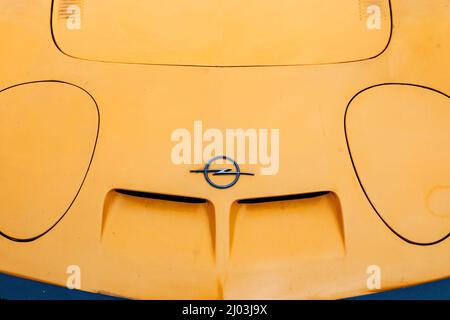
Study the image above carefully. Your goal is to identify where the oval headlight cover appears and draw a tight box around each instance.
[0,81,99,241]
[345,84,450,245]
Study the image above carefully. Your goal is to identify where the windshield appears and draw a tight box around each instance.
[52,0,391,66]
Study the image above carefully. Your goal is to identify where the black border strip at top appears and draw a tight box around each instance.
[0,80,100,243]
[344,83,450,246]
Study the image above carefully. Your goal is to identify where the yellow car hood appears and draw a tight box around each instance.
[0,0,449,299]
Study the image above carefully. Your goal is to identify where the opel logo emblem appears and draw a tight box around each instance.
[190,155,255,189]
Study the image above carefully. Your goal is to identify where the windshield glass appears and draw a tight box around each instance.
[52,0,391,66]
